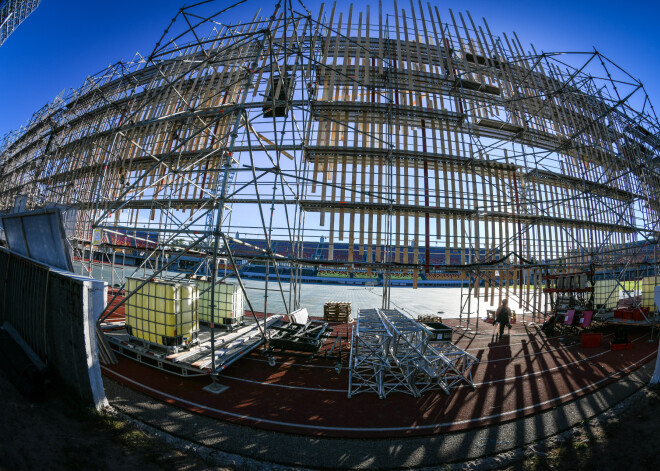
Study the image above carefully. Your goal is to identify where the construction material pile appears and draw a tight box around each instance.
[417,314,443,323]
[324,302,351,322]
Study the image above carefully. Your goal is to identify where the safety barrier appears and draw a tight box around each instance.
[0,247,107,408]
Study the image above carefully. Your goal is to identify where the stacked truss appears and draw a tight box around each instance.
[348,308,391,398]
[422,341,478,392]
[380,308,434,396]
[0,0,659,336]
[0,0,40,46]
[349,308,477,398]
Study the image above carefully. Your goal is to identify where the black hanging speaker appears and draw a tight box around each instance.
[263,75,290,118]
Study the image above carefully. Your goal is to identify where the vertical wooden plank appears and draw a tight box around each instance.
[377,0,384,76]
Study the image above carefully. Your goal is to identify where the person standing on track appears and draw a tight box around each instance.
[494,298,512,340]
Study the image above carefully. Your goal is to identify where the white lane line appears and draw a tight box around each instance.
[101,350,657,432]
[241,330,618,370]
[219,333,652,392]
[212,374,346,393]
[473,333,650,386]
[244,356,343,370]
[460,332,610,354]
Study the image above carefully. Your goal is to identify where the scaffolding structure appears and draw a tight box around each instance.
[0,0,40,47]
[1,0,660,371]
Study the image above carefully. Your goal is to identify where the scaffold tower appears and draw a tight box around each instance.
[0,0,40,46]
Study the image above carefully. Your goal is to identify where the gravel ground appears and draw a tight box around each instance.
[0,368,216,471]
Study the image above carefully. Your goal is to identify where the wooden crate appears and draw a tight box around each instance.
[324,302,351,322]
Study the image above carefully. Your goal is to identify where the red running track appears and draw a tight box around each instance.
[101,318,659,438]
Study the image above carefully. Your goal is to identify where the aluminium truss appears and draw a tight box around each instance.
[348,308,391,398]
[348,307,477,398]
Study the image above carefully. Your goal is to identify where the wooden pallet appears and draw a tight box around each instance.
[324,302,352,322]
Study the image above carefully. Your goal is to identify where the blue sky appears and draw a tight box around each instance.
[1,0,658,137]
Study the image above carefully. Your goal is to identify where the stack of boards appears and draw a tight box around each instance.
[324,302,352,322]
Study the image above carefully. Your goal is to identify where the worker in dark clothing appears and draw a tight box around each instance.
[494,298,512,339]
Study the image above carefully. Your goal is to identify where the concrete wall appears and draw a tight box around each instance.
[0,247,107,408]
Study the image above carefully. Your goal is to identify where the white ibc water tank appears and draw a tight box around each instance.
[593,279,618,309]
[125,277,199,347]
[641,276,659,309]
[197,280,245,326]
